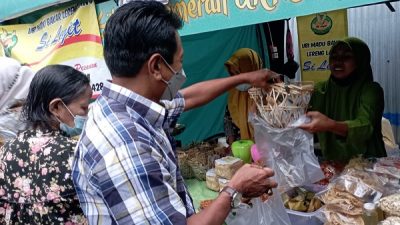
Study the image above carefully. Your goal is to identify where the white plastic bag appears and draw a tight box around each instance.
[225,192,291,225]
[250,114,324,193]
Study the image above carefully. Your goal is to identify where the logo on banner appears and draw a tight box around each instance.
[0,29,18,57]
[311,13,332,35]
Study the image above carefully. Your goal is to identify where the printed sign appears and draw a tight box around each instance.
[168,0,382,36]
[0,1,111,97]
[297,9,348,82]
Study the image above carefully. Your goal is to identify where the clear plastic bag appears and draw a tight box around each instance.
[333,168,385,203]
[225,191,291,225]
[250,114,324,193]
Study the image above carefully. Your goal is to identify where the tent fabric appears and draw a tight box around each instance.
[0,0,74,22]
[176,24,270,146]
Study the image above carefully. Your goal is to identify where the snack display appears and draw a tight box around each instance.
[378,193,400,217]
[334,168,384,202]
[205,169,219,191]
[378,217,400,225]
[372,157,400,179]
[321,187,364,225]
[324,211,364,225]
[281,187,323,213]
[214,156,243,179]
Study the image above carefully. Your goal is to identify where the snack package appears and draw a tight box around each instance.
[334,168,385,203]
[320,187,364,216]
[206,169,219,192]
[378,193,400,217]
[215,156,243,179]
[282,187,323,213]
[324,211,364,225]
[371,157,400,179]
[378,217,400,225]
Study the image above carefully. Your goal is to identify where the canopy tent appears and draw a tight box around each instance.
[170,0,391,36]
[0,0,76,22]
[1,0,392,31]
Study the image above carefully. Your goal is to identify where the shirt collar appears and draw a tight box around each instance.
[101,81,166,128]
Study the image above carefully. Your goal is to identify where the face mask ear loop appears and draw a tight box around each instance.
[60,100,76,119]
[160,55,178,76]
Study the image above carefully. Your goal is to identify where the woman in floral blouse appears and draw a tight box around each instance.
[0,65,92,224]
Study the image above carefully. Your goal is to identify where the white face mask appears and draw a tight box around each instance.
[160,57,186,101]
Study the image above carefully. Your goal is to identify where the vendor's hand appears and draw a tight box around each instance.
[299,111,335,133]
[228,164,277,198]
[241,69,279,89]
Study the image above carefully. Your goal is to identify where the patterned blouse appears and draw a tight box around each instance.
[0,129,87,225]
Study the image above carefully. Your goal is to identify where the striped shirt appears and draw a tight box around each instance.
[72,81,195,225]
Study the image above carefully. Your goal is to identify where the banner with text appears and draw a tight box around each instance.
[297,9,348,83]
[169,0,382,36]
[0,1,111,97]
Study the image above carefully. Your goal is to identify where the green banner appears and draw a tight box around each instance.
[170,0,386,36]
[0,0,75,22]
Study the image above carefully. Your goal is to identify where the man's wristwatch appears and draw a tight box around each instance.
[220,186,242,208]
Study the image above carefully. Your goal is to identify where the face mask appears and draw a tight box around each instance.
[235,83,252,92]
[59,101,87,137]
[160,57,187,101]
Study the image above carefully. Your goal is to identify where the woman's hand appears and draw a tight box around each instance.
[299,111,335,133]
[299,111,348,136]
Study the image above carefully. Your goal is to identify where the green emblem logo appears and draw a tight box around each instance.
[311,13,332,35]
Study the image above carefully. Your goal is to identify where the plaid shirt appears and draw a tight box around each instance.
[72,81,195,225]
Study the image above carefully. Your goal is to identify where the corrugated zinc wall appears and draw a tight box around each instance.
[348,2,400,143]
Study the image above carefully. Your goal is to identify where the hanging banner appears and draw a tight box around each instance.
[0,1,111,98]
[169,0,383,36]
[297,9,348,83]
[0,0,74,22]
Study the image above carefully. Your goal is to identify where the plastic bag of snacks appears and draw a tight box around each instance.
[320,187,364,225]
[378,216,400,225]
[378,193,400,217]
[333,168,385,203]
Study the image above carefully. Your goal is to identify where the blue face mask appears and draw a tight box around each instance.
[59,102,87,137]
[235,83,252,92]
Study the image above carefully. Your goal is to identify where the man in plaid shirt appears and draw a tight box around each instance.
[72,2,277,225]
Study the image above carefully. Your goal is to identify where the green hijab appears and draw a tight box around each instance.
[330,37,373,83]
[311,37,386,162]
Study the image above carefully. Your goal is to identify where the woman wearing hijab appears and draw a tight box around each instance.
[0,65,90,224]
[300,37,386,162]
[224,48,263,145]
[0,57,34,143]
